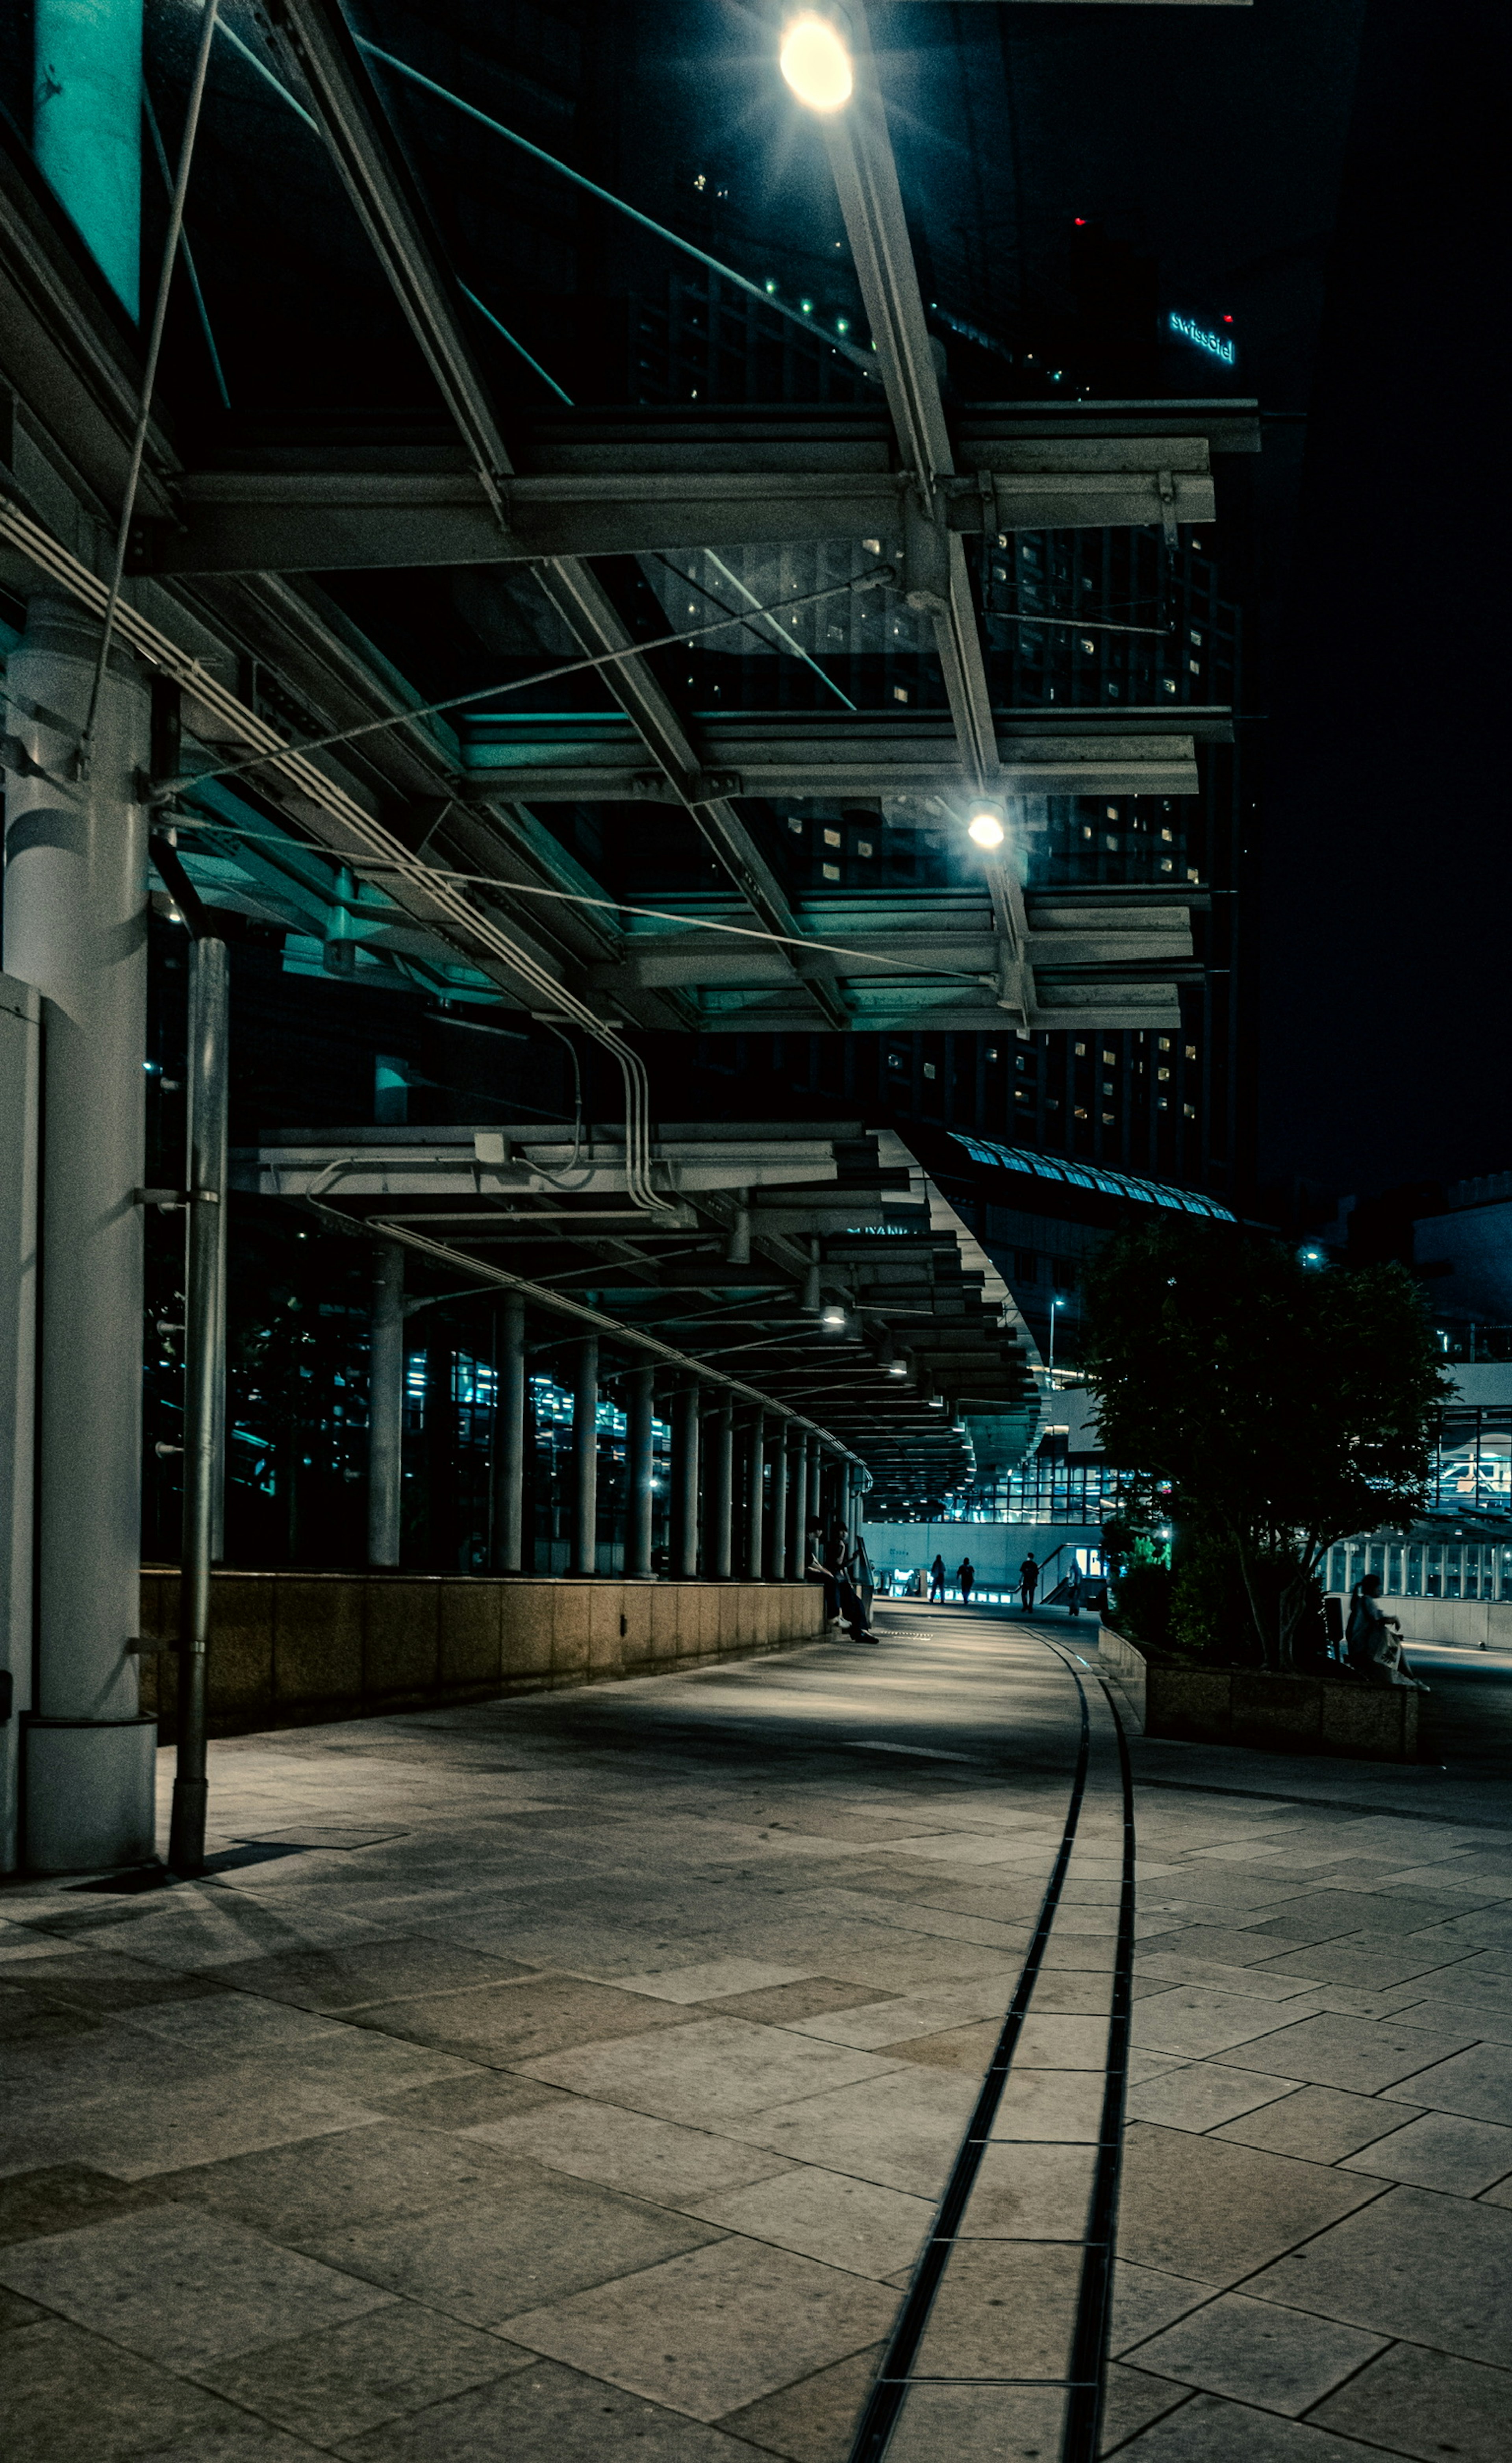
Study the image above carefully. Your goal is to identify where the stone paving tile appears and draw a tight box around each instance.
[1131,1987,1313,2061]
[958,2138,1097,2238]
[724,2064,978,2194]
[1212,2083,1425,2163]
[887,2016,999,2072]
[0,2315,252,2463]
[352,1973,704,2065]
[337,2356,762,2462]
[1244,2182,1512,2364]
[0,2204,393,2369]
[988,2065,1107,2141]
[464,2097,793,2204]
[211,1937,536,2012]
[912,2239,1082,2377]
[162,2121,534,2241]
[0,2161,171,2243]
[1379,2037,1512,2124]
[1245,1941,1480,1994]
[709,1977,897,2028]
[683,2164,932,2278]
[1106,2388,1390,2458]
[1099,2364,1193,2454]
[502,2233,897,2420]
[610,1958,817,2003]
[1132,1953,1323,2003]
[518,2015,906,2124]
[1127,2287,1385,2415]
[1109,2259,1217,2356]
[1339,2105,1512,2194]
[192,2305,532,2445]
[1309,2339,1512,2463]
[1222,2010,1479,2092]
[1115,2124,1379,2286]
[1124,2060,1298,2134]
[886,2383,1069,2462]
[296,2170,721,2328]
[716,2341,885,2462]
[783,1977,1013,2048]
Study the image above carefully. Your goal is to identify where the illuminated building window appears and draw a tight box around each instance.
[1074,1041,1088,1056]
[1102,1049,1116,1064]
[823,828,840,847]
[1158,1067,1171,1082]
[1185,1045,1198,1060]
[922,1061,936,1080]
[1102,1112,1114,1125]
[1160,858,1173,872]
[1160,827,1174,842]
[1162,678,1177,693]
[893,686,909,703]
[788,817,803,834]
[1081,825,1093,840]
[1188,867,1200,882]
[1106,806,1118,821]
[857,840,873,858]
[1105,834,1117,850]
[1189,659,1201,675]
[1158,1038,1172,1051]
[821,862,840,880]
[1183,1103,1196,1119]
[1074,1106,1088,1120]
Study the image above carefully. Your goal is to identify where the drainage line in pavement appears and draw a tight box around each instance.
[1062,1674,1137,2463]
[847,1658,1092,2463]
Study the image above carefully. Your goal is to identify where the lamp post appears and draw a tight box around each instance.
[1048,1294,1067,1384]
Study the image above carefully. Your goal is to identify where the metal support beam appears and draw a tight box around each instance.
[626,1363,654,1579]
[571,1334,598,1576]
[492,1291,526,1573]
[746,1410,767,1580]
[712,1397,734,1579]
[167,932,228,1879]
[672,1382,700,1579]
[368,1242,404,1566]
[770,1430,790,1583]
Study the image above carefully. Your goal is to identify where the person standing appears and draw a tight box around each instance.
[1019,1552,1040,1612]
[957,1556,975,1606]
[1065,1567,1083,1618]
[929,1553,946,1603]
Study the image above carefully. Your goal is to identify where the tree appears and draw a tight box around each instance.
[1082,1219,1449,1671]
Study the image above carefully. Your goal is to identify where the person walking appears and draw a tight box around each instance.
[928,1553,946,1604]
[1018,1551,1040,1612]
[1065,1567,1083,1618]
[957,1556,975,1606]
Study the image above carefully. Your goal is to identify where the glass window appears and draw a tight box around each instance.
[1426,1545,1442,1596]
[1387,1545,1403,1594]
[821,862,840,880]
[1407,1545,1422,1596]
[1368,1544,1386,1583]
[823,828,841,847]
[1329,1548,1347,1592]
[1500,1548,1512,1600]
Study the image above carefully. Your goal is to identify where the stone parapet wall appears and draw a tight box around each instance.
[138,1569,823,1739]
[1098,1624,1419,1763]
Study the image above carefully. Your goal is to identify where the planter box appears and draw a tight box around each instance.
[1098,1624,1419,1763]
[139,1571,823,1740]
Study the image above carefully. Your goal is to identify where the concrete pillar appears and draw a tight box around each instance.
[571,1335,598,1576]
[671,1383,700,1578]
[711,1397,733,1578]
[0,975,40,1874]
[625,1364,654,1577]
[807,1436,823,1535]
[746,1411,766,1579]
[4,597,155,1870]
[34,0,143,317]
[367,1244,404,1567]
[770,1428,789,1581]
[492,1293,525,1574]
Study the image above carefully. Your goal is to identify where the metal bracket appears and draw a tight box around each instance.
[136,1187,184,1209]
[1157,467,1178,550]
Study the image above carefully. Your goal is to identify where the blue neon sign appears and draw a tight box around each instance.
[1168,311,1235,366]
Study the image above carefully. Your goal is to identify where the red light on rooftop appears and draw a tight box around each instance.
[1073,217,1086,226]
[1222,315,1233,324]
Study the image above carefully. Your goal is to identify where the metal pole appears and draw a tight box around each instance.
[167,934,228,1877]
[770,1430,789,1581]
[712,1397,733,1578]
[626,1364,654,1577]
[367,1243,404,1566]
[493,1291,526,1572]
[672,1382,700,1577]
[747,1411,766,1579]
[571,1335,598,1576]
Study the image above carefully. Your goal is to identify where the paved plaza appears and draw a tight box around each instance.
[2,1607,1511,2461]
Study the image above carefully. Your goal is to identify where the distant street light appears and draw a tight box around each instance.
[967,806,1006,850]
[1048,1294,1067,1381]
[780,14,854,113]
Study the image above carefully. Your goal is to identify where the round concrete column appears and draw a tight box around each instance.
[3,597,155,1870]
[625,1364,654,1578]
[770,1430,790,1581]
[711,1399,734,1579]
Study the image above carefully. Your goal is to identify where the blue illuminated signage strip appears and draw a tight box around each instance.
[1168,311,1235,367]
[951,1133,1236,1222]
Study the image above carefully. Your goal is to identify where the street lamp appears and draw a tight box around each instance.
[967,805,1006,850]
[780,14,853,112]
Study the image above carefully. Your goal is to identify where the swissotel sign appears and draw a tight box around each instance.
[1168,311,1236,366]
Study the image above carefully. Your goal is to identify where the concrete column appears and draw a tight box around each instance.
[4,597,155,1870]
[711,1398,733,1578]
[34,0,143,317]
[625,1364,654,1578]
[746,1411,766,1579]
[491,1293,525,1573]
[807,1437,823,1535]
[770,1429,790,1581]
[671,1383,700,1577]
[0,975,40,1874]
[571,1336,598,1576]
[367,1244,404,1567]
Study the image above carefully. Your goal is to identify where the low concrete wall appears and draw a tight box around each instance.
[138,1570,824,1739]
[1098,1625,1419,1763]
[1387,1595,1512,1653]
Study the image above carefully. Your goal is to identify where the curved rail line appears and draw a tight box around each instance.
[848,1632,1137,2463]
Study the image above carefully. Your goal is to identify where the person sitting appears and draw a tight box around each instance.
[1346,1574,1426,1690]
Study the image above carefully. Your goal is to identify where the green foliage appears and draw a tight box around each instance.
[1083,1221,1449,1669]
[1110,1558,1171,1654]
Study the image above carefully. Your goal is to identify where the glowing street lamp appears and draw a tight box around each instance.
[780,14,853,113]
[967,805,1005,850]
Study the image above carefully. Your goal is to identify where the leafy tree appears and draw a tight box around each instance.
[1082,1220,1449,1671]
